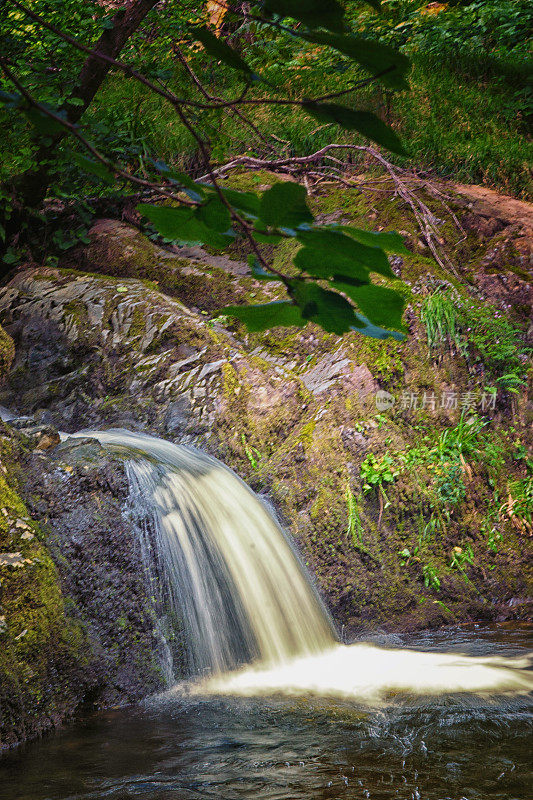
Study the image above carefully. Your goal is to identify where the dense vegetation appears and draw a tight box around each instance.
[0,1,531,336]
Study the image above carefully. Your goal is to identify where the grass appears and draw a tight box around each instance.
[421,289,530,393]
[68,45,533,199]
[387,56,532,197]
[421,288,462,351]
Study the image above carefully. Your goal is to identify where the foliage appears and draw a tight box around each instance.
[360,452,399,493]
[241,433,262,470]
[421,288,462,351]
[421,289,530,393]
[422,562,441,591]
[0,0,414,338]
[345,485,364,545]
[449,544,475,581]
[500,466,533,537]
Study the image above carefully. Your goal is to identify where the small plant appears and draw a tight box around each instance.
[421,288,463,352]
[345,486,364,545]
[422,563,441,591]
[487,526,503,553]
[450,544,475,582]
[241,433,262,470]
[361,453,399,494]
[436,414,487,460]
[434,461,466,506]
[421,291,530,394]
[398,546,414,567]
[500,472,533,536]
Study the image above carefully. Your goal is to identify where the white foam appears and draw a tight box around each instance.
[183,642,533,702]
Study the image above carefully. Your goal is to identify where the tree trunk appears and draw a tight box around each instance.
[10,0,161,208]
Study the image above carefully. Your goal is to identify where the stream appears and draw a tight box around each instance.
[1,624,531,800]
[1,429,531,799]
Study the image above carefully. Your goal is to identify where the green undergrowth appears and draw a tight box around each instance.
[421,288,531,393]
[68,31,532,200]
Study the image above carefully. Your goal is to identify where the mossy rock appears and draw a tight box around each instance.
[0,435,89,749]
[0,324,14,384]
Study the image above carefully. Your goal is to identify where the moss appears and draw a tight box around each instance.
[221,362,241,398]
[63,300,89,329]
[0,437,89,748]
[0,325,14,384]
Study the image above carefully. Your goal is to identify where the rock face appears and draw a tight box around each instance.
[0,423,167,750]
[0,178,531,747]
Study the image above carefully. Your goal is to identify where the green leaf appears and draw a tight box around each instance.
[258,182,313,228]
[289,280,361,335]
[152,160,205,201]
[203,185,260,217]
[298,31,409,90]
[220,301,306,331]
[195,197,231,232]
[332,282,406,331]
[71,153,115,185]
[303,102,407,156]
[296,228,393,278]
[24,108,64,135]
[339,226,410,255]
[193,26,253,75]
[248,256,282,281]
[264,0,346,31]
[294,247,368,282]
[251,226,283,244]
[352,314,406,340]
[137,203,233,249]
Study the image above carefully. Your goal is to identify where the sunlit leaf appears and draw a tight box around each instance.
[195,197,231,232]
[137,203,233,249]
[338,226,410,255]
[296,228,393,278]
[332,282,406,331]
[289,280,361,334]
[203,185,261,217]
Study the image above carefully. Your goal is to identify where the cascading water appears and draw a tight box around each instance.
[72,428,532,700]
[73,429,336,677]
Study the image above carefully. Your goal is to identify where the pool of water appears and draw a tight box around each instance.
[2,624,532,800]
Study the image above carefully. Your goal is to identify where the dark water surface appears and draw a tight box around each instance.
[2,624,531,800]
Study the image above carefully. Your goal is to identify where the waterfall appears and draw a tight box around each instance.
[71,428,532,700]
[73,429,336,677]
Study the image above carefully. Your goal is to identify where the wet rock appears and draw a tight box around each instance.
[7,421,60,450]
[21,439,166,706]
[165,398,191,434]
[53,437,106,464]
